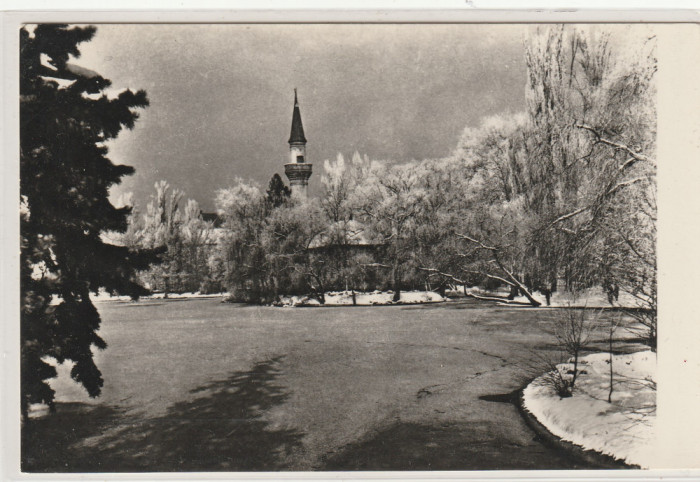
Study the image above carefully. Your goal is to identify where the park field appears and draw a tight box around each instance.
[23,298,644,472]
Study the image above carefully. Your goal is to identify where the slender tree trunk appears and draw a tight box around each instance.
[508,284,518,300]
[608,326,614,403]
[392,259,401,302]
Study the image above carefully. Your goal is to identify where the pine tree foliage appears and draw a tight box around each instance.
[20,24,157,418]
[266,173,291,209]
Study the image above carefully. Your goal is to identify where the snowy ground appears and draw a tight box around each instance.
[25,298,590,470]
[522,350,656,468]
[86,289,445,307]
[88,290,226,303]
[449,285,639,308]
[278,290,445,307]
[87,285,635,308]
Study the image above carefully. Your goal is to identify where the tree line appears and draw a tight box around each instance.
[121,26,656,349]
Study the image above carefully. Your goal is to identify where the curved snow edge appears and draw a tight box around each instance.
[516,387,638,469]
[521,350,655,469]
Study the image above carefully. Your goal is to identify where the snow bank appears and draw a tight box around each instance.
[526,287,639,308]
[277,290,445,307]
[89,290,226,303]
[59,289,442,306]
[523,351,656,468]
[451,285,640,308]
[276,295,323,307]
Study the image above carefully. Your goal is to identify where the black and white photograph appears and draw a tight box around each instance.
[8,14,700,477]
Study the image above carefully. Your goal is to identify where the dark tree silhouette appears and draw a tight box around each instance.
[265,173,291,209]
[20,24,159,419]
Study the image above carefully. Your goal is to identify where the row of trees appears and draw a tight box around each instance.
[273,27,654,348]
[113,182,220,294]
[124,26,656,348]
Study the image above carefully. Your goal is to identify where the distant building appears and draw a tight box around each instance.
[200,211,224,228]
[201,90,312,223]
[284,89,312,198]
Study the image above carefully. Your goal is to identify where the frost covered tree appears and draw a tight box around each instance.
[355,162,427,301]
[216,178,327,302]
[263,199,327,301]
[450,114,546,306]
[424,25,657,317]
[524,26,656,290]
[215,179,269,302]
[180,198,217,291]
[135,181,216,293]
[141,181,183,248]
[525,26,657,344]
[20,25,157,418]
[138,180,184,292]
[324,152,380,242]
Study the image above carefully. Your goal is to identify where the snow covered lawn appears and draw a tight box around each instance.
[278,290,445,307]
[522,350,656,468]
[89,290,226,303]
[450,285,640,308]
[85,289,445,306]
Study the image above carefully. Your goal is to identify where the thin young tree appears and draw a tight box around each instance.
[553,308,598,391]
[607,314,624,403]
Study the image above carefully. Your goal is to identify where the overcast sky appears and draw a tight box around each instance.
[77,24,529,211]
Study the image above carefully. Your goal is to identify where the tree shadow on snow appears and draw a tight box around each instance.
[22,356,304,472]
[22,402,125,472]
[320,419,586,471]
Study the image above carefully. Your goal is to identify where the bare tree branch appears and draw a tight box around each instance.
[463,270,516,287]
[575,124,653,164]
[448,233,542,307]
[456,234,498,251]
[417,267,467,285]
[548,177,646,228]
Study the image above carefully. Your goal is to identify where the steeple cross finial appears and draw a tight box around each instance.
[294,88,298,105]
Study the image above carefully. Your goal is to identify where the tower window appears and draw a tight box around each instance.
[296,155,304,163]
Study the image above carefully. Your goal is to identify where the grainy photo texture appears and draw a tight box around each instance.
[20,23,657,472]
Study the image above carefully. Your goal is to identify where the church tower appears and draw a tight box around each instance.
[284,89,312,198]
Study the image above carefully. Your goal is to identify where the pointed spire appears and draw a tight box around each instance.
[288,89,307,144]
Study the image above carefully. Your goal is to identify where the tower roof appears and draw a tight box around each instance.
[288,89,307,144]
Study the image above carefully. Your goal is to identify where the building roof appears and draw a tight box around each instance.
[308,219,374,249]
[200,212,224,228]
[288,89,307,144]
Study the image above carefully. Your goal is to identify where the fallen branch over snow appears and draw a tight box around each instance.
[417,267,533,306]
[453,235,541,307]
[465,292,535,306]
